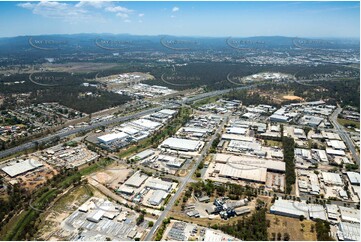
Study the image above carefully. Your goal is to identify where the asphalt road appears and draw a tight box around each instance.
[329,106,360,167]
[0,85,253,161]
[144,113,229,241]
[0,106,164,161]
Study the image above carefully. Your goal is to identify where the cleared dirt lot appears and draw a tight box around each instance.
[282,95,304,101]
[266,214,317,241]
[35,184,103,240]
[90,165,132,190]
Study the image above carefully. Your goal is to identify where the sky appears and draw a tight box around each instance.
[0,1,359,38]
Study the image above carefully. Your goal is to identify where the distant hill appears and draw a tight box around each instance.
[0,34,358,55]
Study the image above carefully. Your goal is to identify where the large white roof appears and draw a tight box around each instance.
[270,199,308,217]
[159,109,177,115]
[226,127,247,135]
[221,134,254,142]
[183,127,211,134]
[148,190,167,205]
[203,229,239,242]
[346,172,360,185]
[308,204,327,221]
[339,222,360,241]
[339,206,360,223]
[327,140,346,150]
[321,172,343,186]
[2,159,43,177]
[131,118,161,130]
[98,132,129,143]
[160,137,202,151]
[326,148,346,156]
[228,140,261,152]
[125,171,148,187]
[118,126,140,135]
[146,178,173,191]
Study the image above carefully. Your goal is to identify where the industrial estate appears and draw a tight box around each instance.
[0,1,360,242]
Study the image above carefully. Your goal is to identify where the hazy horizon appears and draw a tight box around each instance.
[1,33,360,40]
[0,1,359,38]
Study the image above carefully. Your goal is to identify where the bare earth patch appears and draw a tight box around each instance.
[266,214,317,241]
[282,95,304,101]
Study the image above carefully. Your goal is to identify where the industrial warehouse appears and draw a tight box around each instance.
[159,137,204,152]
[93,109,178,150]
[117,171,176,207]
[1,159,44,177]
[61,197,148,241]
[204,153,285,187]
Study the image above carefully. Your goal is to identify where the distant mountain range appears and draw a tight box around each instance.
[0,34,359,55]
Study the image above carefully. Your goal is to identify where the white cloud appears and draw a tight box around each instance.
[116,12,129,19]
[172,6,179,12]
[75,1,108,9]
[17,1,88,20]
[138,13,144,17]
[105,6,133,13]
[18,1,136,22]
[17,2,34,10]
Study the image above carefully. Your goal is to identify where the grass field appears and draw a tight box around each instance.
[191,96,220,108]
[264,140,283,148]
[266,214,317,241]
[337,118,360,130]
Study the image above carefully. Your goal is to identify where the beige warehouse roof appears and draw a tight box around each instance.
[215,163,267,183]
[214,153,285,172]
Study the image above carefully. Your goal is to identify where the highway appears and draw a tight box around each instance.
[0,85,253,161]
[329,106,360,167]
[0,106,164,161]
[144,113,229,241]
